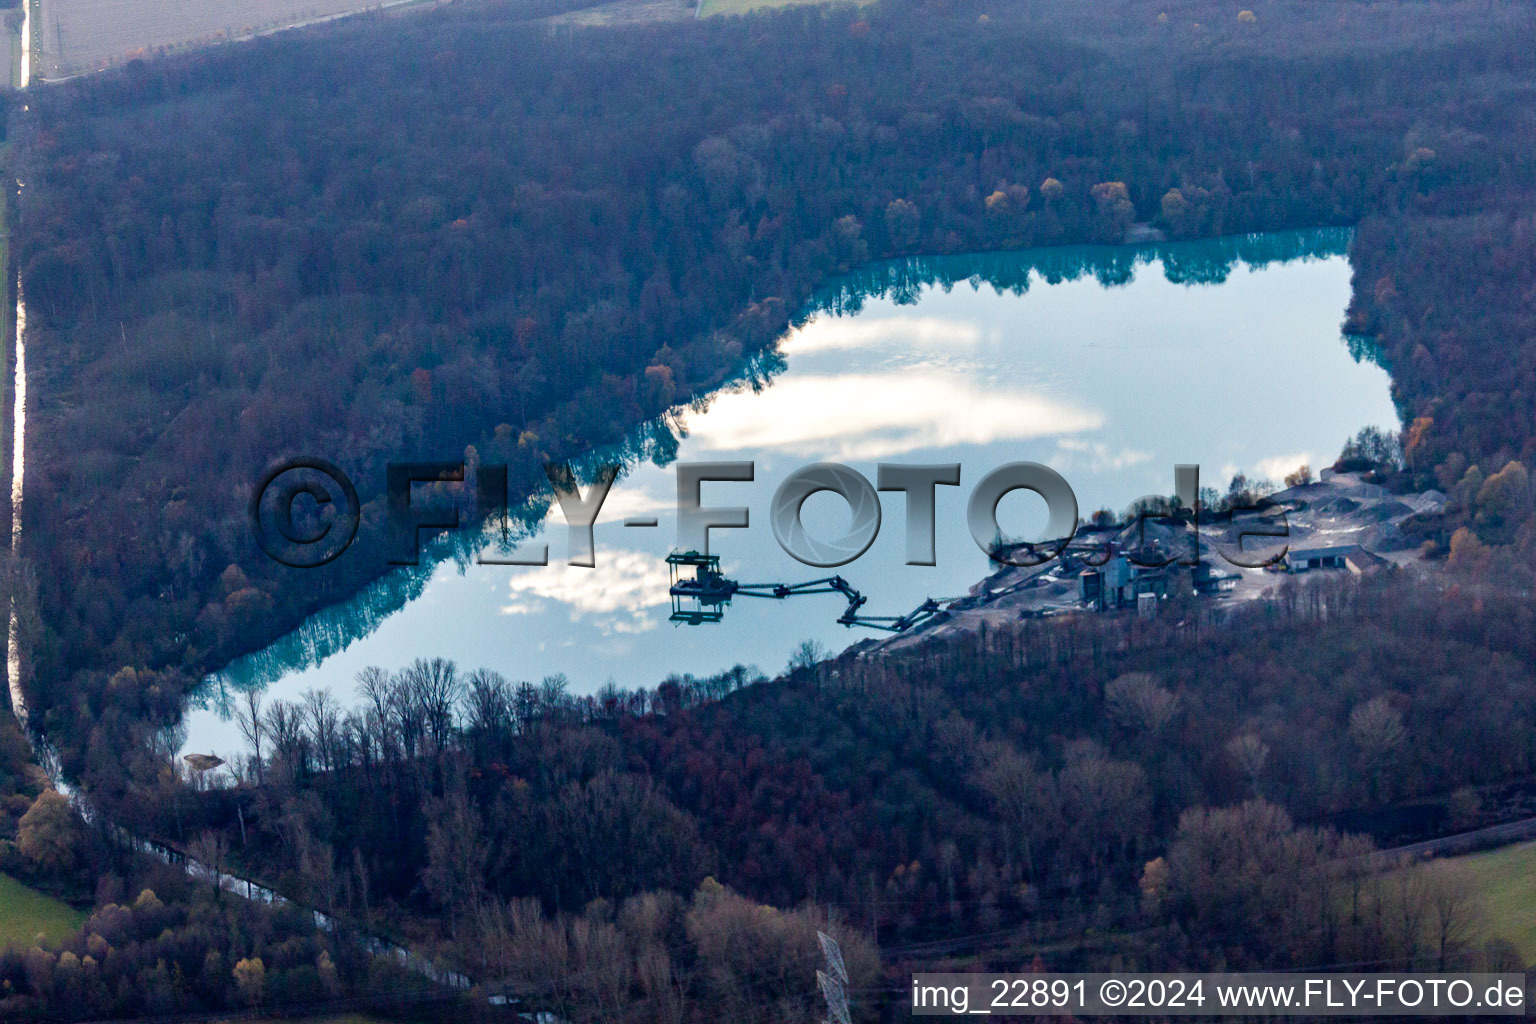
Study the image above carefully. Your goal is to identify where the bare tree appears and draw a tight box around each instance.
[636,942,688,1024]
[188,829,231,900]
[540,673,572,720]
[465,668,512,760]
[513,680,541,730]
[1105,672,1179,733]
[397,657,464,754]
[1225,733,1270,796]
[388,669,428,760]
[1350,696,1408,756]
[1335,831,1378,929]
[234,688,266,785]
[1055,741,1149,876]
[17,789,82,874]
[972,741,1050,881]
[422,789,490,936]
[685,880,877,1024]
[264,700,309,787]
[356,665,391,721]
[787,638,830,675]
[150,719,189,775]
[1386,859,1433,968]
[1425,861,1483,969]
[302,688,342,773]
[1350,696,1408,800]
[568,915,631,1020]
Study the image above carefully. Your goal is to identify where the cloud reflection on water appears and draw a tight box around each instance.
[500,548,670,635]
[683,370,1103,461]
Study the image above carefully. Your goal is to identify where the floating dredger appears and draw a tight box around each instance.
[666,551,944,633]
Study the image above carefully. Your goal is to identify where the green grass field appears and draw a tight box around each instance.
[1438,841,1536,962]
[0,873,86,948]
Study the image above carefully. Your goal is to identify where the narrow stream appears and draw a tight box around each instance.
[0,276,469,989]
[2,224,469,994]
[8,0,30,721]
[18,0,29,90]
[7,280,25,729]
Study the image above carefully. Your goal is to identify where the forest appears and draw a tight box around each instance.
[25,570,1525,1021]
[5,0,1536,1018]
[10,566,1536,1020]
[11,0,1536,791]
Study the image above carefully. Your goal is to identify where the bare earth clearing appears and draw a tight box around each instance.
[874,470,1443,650]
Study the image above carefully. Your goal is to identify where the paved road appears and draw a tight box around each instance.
[1370,814,1536,863]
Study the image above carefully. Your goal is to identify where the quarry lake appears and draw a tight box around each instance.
[181,228,1399,757]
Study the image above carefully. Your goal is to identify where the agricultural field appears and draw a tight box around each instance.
[0,874,86,949]
[697,0,863,18]
[33,0,434,79]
